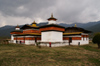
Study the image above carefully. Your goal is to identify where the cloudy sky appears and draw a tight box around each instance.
[0,0,100,27]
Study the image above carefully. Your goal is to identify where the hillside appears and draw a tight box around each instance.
[0,25,15,37]
[60,21,100,28]
[0,22,49,37]
[86,23,100,33]
[0,21,100,37]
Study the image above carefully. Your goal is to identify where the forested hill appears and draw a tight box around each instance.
[0,21,100,37]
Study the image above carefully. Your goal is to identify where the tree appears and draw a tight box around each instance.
[92,33,100,49]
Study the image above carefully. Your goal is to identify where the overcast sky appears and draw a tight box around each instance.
[0,0,100,27]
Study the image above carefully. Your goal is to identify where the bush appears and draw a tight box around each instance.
[92,33,100,49]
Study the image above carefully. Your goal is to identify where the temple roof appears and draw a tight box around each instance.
[14,33,41,36]
[65,27,92,33]
[63,32,82,36]
[10,30,22,33]
[47,13,57,21]
[21,24,39,29]
[39,24,65,28]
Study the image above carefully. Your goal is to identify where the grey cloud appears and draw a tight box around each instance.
[0,0,57,17]
[0,0,100,27]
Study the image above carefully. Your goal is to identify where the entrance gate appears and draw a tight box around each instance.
[69,37,72,45]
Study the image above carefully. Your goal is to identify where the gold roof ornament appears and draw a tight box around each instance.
[32,20,37,27]
[16,24,20,28]
[32,20,36,24]
[51,13,54,18]
[74,24,77,27]
[47,13,57,21]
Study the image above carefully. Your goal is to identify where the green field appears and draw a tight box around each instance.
[0,43,100,66]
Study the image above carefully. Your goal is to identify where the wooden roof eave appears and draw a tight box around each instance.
[14,33,41,36]
[39,24,65,28]
[10,30,23,33]
[63,32,82,35]
[21,25,39,29]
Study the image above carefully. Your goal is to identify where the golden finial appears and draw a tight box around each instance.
[51,13,53,18]
[47,13,57,21]
[16,24,20,28]
[74,24,77,27]
[32,20,37,27]
[33,20,35,23]
[32,20,37,24]
[17,24,19,27]
[33,20,36,23]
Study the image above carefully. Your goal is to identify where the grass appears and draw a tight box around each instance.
[0,43,100,66]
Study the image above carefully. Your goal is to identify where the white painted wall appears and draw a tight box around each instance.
[15,28,20,30]
[40,42,69,47]
[48,20,56,24]
[63,36,89,45]
[11,32,89,46]
[13,40,36,45]
[11,35,14,40]
[13,40,16,43]
[41,31,63,42]
[25,40,35,45]
[12,35,41,45]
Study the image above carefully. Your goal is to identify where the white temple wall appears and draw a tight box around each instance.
[25,40,35,45]
[11,35,41,45]
[40,42,69,47]
[71,37,89,45]
[41,31,63,42]
[24,40,40,45]
[11,35,14,40]
[13,40,16,43]
[11,32,89,46]
[63,37,89,45]
[12,40,41,45]
[15,28,20,30]
[12,40,35,45]
[48,20,56,24]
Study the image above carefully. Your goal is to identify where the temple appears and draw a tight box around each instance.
[10,14,91,47]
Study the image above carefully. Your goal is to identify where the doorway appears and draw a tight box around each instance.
[69,37,72,45]
[35,37,37,43]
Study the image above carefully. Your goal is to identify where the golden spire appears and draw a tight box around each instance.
[33,20,36,24]
[16,24,19,28]
[32,20,37,27]
[47,13,57,21]
[74,24,77,27]
[15,24,20,30]
[51,13,53,18]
